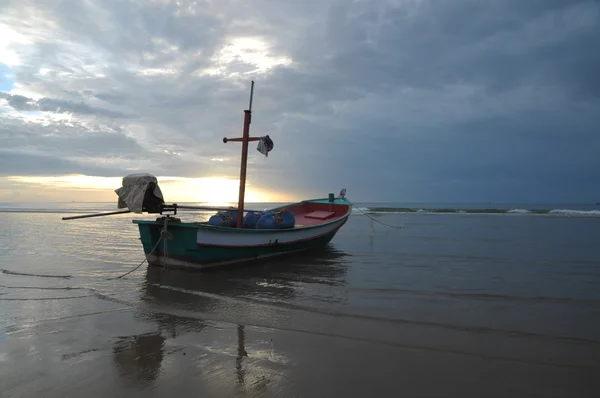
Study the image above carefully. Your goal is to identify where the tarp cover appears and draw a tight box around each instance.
[114,173,164,213]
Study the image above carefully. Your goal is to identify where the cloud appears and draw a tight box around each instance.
[0,92,128,117]
[0,150,127,177]
[0,0,599,202]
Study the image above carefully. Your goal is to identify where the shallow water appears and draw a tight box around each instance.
[1,204,600,397]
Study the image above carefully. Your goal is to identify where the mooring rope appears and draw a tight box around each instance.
[161,217,173,269]
[107,236,163,280]
[108,218,172,280]
[347,200,403,229]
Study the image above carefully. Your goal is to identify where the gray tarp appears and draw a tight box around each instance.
[114,173,164,213]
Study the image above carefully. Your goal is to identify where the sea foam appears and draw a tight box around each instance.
[507,209,531,214]
[548,209,600,216]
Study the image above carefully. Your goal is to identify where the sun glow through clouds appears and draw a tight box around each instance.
[5,175,287,203]
[201,36,293,77]
[0,24,30,66]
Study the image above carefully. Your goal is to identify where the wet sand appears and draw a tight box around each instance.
[1,209,600,397]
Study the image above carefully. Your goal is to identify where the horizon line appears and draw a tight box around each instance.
[0,200,598,205]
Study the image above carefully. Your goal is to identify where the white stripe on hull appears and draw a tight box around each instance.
[196,217,347,247]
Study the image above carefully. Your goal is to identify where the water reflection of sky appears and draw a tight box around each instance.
[108,248,350,391]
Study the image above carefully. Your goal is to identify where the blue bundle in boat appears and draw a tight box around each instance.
[255,211,274,229]
[277,209,296,228]
[243,211,260,228]
[256,209,295,229]
[208,210,238,227]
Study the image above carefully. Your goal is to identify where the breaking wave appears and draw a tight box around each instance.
[351,207,600,217]
[548,209,600,216]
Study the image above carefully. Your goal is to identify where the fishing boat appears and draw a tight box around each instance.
[63,81,351,270]
[132,196,350,269]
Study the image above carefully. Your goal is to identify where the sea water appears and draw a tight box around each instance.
[1,202,599,397]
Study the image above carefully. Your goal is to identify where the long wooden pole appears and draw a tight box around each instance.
[236,81,254,228]
[62,205,264,221]
[62,209,131,220]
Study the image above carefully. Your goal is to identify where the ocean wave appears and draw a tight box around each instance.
[350,207,600,217]
[350,207,370,213]
[548,209,600,216]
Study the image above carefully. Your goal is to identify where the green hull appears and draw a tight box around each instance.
[135,219,346,270]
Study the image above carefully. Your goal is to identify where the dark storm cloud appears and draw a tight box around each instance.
[1,0,599,201]
[0,121,141,157]
[0,150,127,177]
[0,92,129,118]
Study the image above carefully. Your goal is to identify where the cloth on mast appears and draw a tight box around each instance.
[114,173,165,213]
[257,135,274,157]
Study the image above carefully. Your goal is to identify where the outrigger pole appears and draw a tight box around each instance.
[61,204,265,221]
[62,209,132,220]
[222,80,263,228]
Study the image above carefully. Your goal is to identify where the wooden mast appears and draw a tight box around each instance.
[236,81,254,228]
[223,81,257,228]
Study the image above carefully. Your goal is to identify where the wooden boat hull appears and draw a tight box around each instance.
[133,198,350,270]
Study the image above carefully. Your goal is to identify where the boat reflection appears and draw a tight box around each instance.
[143,245,349,307]
[112,332,165,385]
[236,324,248,386]
[111,246,348,390]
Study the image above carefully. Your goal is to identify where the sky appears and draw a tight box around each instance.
[1,0,599,204]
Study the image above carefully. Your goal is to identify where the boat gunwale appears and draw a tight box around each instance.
[131,198,352,233]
